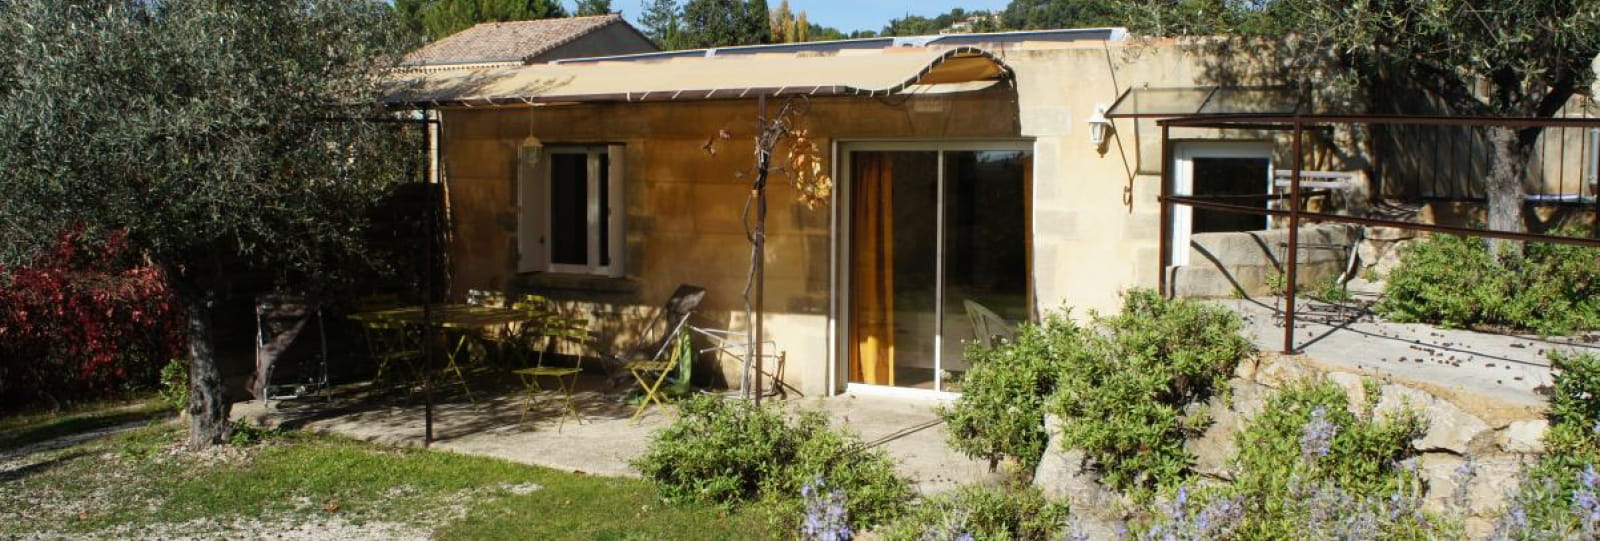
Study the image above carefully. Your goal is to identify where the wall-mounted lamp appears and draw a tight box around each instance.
[519,135,543,166]
[1086,104,1113,147]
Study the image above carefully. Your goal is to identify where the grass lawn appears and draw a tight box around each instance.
[0,403,767,540]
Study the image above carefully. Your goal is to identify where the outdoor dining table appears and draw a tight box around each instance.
[350,304,535,402]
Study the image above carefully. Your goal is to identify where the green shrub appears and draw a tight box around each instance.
[1308,274,1351,304]
[227,419,283,446]
[1130,379,1454,540]
[941,313,1087,472]
[877,484,1070,541]
[1494,352,1600,539]
[634,395,912,534]
[1379,231,1600,335]
[1050,289,1254,495]
[159,358,189,411]
[943,290,1252,494]
[1228,380,1429,535]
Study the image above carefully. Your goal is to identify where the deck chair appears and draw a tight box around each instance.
[606,285,706,422]
[964,300,1017,349]
[690,325,797,399]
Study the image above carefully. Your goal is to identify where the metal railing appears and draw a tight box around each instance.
[1156,113,1600,354]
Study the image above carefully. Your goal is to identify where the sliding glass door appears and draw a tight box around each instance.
[845,144,1032,392]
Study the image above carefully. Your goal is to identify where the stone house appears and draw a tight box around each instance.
[386,29,1599,398]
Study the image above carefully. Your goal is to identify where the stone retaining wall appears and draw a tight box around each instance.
[1034,352,1546,538]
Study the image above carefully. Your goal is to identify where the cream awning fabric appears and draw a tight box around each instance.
[386,46,1012,107]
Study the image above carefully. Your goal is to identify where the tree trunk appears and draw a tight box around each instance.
[171,259,233,450]
[1483,127,1531,260]
[185,292,232,449]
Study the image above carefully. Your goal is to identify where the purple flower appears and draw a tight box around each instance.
[1136,486,1244,541]
[1300,406,1338,463]
[1576,466,1600,531]
[800,476,852,541]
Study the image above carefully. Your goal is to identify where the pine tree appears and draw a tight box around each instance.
[638,0,682,49]
[680,0,743,48]
[742,0,770,45]
[575,0,613,16]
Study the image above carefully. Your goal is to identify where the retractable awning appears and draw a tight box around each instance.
[385,46,1013,108]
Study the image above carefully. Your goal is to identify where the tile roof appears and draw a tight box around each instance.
[403,14,625,66]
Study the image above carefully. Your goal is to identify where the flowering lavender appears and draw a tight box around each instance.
[1134,485,1245,541]
[1577,465,1600,534]
[1300,406,1338,463]
[1451,460,1477,510]
[801,476,852,541]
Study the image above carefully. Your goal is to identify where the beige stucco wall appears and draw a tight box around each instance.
[1007,42,1222,316]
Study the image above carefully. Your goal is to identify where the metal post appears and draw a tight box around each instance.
[753,95,769,406]
[1158,125,1173,297]
[1284,119,1304,355]
[421,118,436,447]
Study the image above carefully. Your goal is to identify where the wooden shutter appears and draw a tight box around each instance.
[605,144,626,277]
[516,147,549,273]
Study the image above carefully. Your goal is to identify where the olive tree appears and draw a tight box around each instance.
[1121,0,1600,254]
[0,0,419,448]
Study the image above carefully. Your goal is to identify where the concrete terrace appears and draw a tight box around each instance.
[232,377,1002,494]
[1217,289,1599,412]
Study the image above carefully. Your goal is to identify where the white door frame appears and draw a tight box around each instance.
[830,140,1033,397]
[1170,142,1275,266]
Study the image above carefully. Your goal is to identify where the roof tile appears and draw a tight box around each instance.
[404,14,623,65]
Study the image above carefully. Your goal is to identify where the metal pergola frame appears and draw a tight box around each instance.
[1156,113,1600,355]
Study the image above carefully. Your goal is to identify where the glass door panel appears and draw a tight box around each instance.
[940,150,1032,387]
[848,151,938,388]
[847,146,1031,392]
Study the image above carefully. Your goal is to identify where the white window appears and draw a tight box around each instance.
[518,144,624,276]
[1170,142,1274,266]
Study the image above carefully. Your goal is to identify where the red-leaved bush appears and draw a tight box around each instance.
[0,229,185,408]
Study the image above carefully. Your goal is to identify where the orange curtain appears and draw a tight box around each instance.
[850,154,894,385]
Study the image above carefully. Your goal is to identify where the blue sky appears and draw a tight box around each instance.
[601,1,1013,34]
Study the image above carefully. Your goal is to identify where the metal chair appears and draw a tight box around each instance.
[964,299,1017,349]
[690,324,795,399]
[356,295,420,389]
[607,285,706,422]
[510,295,590,429]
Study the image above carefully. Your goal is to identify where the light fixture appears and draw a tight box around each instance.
[1086,104,1113,147]
[519,135,543,166]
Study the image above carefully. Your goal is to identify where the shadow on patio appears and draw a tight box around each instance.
[1215,286,1600,411]
[232,368,1003,494]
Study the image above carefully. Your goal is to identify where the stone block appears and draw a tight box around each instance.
[1376,384,1492,454]
[1033,415,1128,539]
[1326,371,1370,413]
[1255,355,1320,388]
[1497,420,1548,454]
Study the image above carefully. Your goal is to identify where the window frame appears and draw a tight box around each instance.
[518,144,624,277]
[1170,142,1274,266]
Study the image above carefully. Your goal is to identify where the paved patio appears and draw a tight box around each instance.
[1217,287,1600,410]
[232,373,1003,494]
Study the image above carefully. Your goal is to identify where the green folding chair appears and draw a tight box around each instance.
[510,295,591,429]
